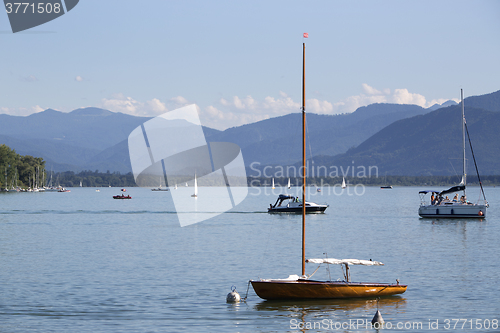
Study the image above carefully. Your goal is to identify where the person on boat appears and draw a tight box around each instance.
[431,193,435,205]
[444,196,450,202]
[453,194,459,202]
[460,195,465,203]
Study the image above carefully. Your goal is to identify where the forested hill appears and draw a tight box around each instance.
[0,144,46,189]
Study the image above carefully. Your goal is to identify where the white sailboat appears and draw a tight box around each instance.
[341,176,346,189]
[418,89,488,218]
[174,184,178,190]
[191,174,198,198]
[152,177,169,191]
[271,178,275,189]
[287,178,291,189]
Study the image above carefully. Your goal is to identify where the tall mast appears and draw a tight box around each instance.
[461,89,466,197]
[301,42,306,276]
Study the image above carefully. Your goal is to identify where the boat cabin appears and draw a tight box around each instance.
[270,194,303,208]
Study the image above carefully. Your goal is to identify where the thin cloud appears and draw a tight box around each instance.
[100,93,169,117]
[75,76,84,82]
[333,84,456,113]
[21,75,38,82]
[0,105,44,116]
[170,96,189,106]
[5,86,455,129]
[200,85,456,129]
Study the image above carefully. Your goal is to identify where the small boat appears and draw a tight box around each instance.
[191,173,198,198]
[252,38,406,300]
[174,184,178,190]
[113,194,131,199]
[287,178,291,189]
[271,178,275,189]
[381,173,392,189]
[268,194,328,213]
[151,186,169,191]
[151,178,169,191]
[58,187,70,192]
[341,176,346,189]
[96,189,100,192]
[418,90,488,218]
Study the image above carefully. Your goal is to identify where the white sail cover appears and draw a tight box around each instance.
[306,258,384,266]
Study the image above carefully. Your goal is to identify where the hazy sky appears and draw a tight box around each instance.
[1,0,499,129]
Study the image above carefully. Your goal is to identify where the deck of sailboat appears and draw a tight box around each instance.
[418,202,487,218]
[250,279,407,299]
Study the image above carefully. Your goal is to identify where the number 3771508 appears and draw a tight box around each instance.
[5,2,62,14]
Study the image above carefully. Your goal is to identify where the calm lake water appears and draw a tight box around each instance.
[1,186,499,332]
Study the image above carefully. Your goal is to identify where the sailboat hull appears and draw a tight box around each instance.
[419,204,486,218]
[251,280,407,300]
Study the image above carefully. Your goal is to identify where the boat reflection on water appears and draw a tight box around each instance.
[254,295,407,312]
[251,297,406,332]
[421,218,486,226]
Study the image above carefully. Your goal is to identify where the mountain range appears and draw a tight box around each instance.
[1,89,499,176]
[310,90,500,177]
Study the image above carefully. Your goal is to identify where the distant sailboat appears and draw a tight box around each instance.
[191,174,198,198]
[174,184,178,190]
[341,177,346,189]
[381,173,392,189]
[152,177,169,191]
[287,178,291,189]
[272,178,275,189]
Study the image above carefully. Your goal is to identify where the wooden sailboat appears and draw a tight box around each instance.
[251,39,407,300]
[191,173,198,198]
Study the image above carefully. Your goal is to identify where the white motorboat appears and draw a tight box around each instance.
[268,194,328,213]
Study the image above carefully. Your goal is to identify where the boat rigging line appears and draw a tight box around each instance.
[464,121,488,206]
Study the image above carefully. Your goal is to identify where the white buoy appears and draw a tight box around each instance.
[226,286,241,303]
